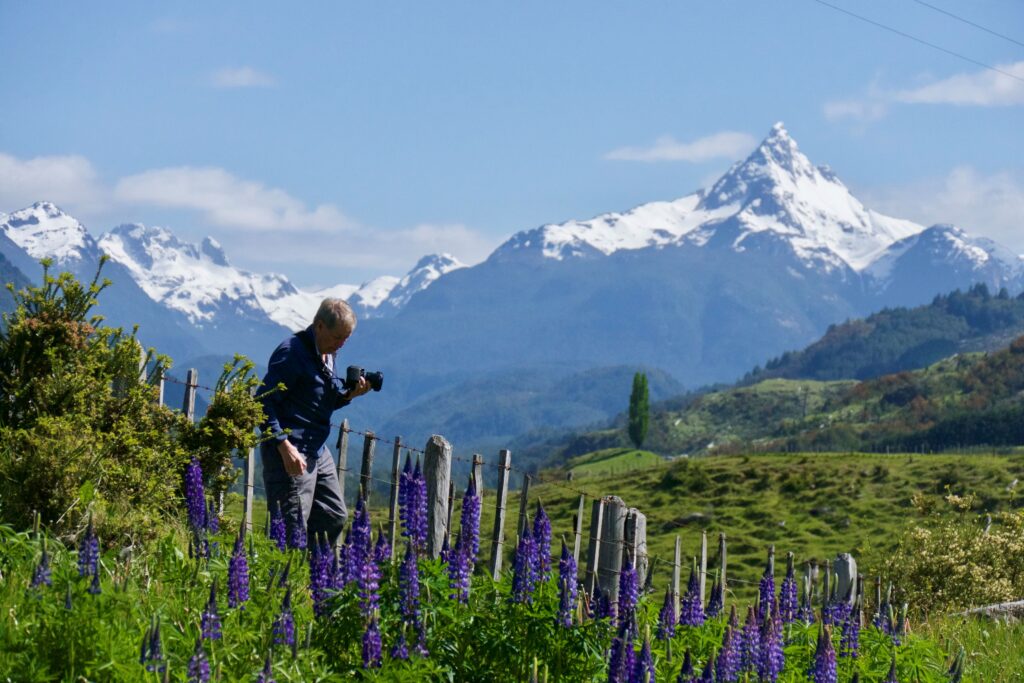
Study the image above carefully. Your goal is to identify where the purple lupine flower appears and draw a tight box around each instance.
[447,535,472,604]
[705,577,723,619]
[362,616,383,669]
[31,547,52,588]
[288,514,307,550]
[272,587,296,647]
[740,605,761,675]
[206,498,219,534]
[185,457,206,531]
[632,637,655,683]
[277,557,291,590]
[557,540,578,628]
[828,594,852,626]
[809,625,838,683]
[336,531,354,588]
[439,534,451,565]
[141,618,166,673]
[779,557,798,624]
[591,583,614,621]
[675,650,693,683]
[187,638,210,683]
[697,651,715,683]
[758,598,784,682]
[758,552,775,622]
[77,517,99,578]
[511,529,539,604]
[715,618,740,682]
[884,655,899,683]
[414,620,429,658]
[269,502,287,551]
[374,530,391,565]
[87,564,102,595]
[679,562,705,627]
[357,545,382,616]
[411,459,429,554]
[255,653,275,683]
[617,562,639,631]
[228,533,250,608]
[532,502,551,581]
[398,541,421,626]
[202,580,222,640]
[399,454,413,540]
[839,603,861,659]
[390,631,409,660]
[309,536,333,617]
[607,623,633,683]
[657,588,676,640]
[461,476,482,564]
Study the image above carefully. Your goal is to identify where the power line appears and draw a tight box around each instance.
[810,0,1024,85]
[909,0,1024,50]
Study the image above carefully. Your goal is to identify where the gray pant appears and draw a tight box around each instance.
[261,442,348,547]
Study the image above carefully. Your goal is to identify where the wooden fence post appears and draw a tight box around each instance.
[445,480,456,544]
[489,449,512,580]
[387,437,402,558]
[624,508,648,588]
[718,532,728,607]
[156,367,165,408]
[584,498,605,595]
[424,435,452,559]
[572,495,585,566]
[472,454,484,501]
[598,496,627,602]
[673,535,682,620]
[244,445,255,534]
[699,530,708,604]
[182,368,198,422]
[360,431,376,502]
[517,474,532,537]
[835,554,857,606]
[824,559,832,604]
[336,420,349,513]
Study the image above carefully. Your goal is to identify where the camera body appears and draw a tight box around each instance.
[344,365,384,392]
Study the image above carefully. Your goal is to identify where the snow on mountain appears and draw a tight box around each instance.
[0,202,95,264]
[492,123,923,274]
[866,223,1024,284]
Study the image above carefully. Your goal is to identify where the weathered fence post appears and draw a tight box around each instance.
[472,454,484,501]
[424,435,452,559]
[244,444,255,534]
[584,498,605,594]
[182,368,198,422]
[336,420,349,513]
[699,530,708,604]
[673,535,682,620]
[824,559,832,603]
[597,496,627,602]
[359,431,376,502]
[572,495,585,566]
[517,474,532,537]
[445,480,456,544]
[718,532,728,604]
[156,366,165,407]
[489,449,512,580]
[624,508,648,588]
[387,437,403,558]
[835,554,857,605]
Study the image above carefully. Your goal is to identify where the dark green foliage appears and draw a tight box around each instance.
[628,372,649,448]
[0,262,263,545]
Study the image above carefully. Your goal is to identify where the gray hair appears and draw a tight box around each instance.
[313,298,357,332]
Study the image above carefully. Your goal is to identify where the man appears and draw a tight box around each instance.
[258,298,372,547]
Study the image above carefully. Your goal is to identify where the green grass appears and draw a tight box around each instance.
[567,447,664,476]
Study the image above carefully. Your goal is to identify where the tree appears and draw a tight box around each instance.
[628,372,649,448]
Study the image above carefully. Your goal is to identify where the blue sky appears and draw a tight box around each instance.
[2,1,1022,286]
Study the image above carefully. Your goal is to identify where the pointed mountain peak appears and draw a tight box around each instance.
[411,252,465,272]
[201,236,229,267]
[1,202,93,263]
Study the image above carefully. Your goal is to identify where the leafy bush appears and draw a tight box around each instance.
[887,491,1024,613]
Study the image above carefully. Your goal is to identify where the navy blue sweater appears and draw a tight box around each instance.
[258,326,350,457]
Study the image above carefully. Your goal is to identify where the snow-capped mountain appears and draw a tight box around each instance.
[359,254,465,316]
[492,123,923,275]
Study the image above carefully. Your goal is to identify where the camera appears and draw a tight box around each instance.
[344,365,384,392]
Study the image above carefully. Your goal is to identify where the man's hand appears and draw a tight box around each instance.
[344,376,372,401]
[277,439,307,477]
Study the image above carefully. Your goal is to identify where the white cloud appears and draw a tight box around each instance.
[0,152,108,213]
[895,61,1024,106]
[862,166,1024,252]
[825,61,1024,122]
[605,131,757,163]
[208,66,276,89]
[114,166,351,232]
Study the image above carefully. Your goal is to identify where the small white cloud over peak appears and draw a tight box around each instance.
[208,66,277,89]
[0,151,108,214]
[895,61,1024,107]
[604,131,757,163]
[114,166,351,233]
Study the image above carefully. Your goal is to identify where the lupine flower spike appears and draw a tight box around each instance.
[511,528,539,604]
[679,558,705,627]
[228,532,250,608]
[839,599,861,659]
[716,622,740,683]
[390,630,409,660]
[462,474,482,563]
[705,574,723,619]
[185,457,206,532]
[809,625,838,683]
[201,579,222,640]
[633,633,655,683]
[270,502,287,551]
[557,538,577,628]
[140,617,166,673]
[758,546,775,622]
[698,651,715,683]
[740,605,761,675]
[187,638,211,683]
[606,622,633,683]
[31,542,52,588]
[885,654,899,683]
[399,541,422,628]
[675,649,693,683]
[362,615,383,669]
[656,587,676,640]
[616,558,639,632]
[758,597,784,682]
[272,587,296,647]
[779,552,798,624]
[532,501,551,581]
[256,652,275,683]
[88,563,102,595]
[78,515,99,578]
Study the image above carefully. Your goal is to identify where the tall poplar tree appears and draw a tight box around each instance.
[628,372,649,448]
